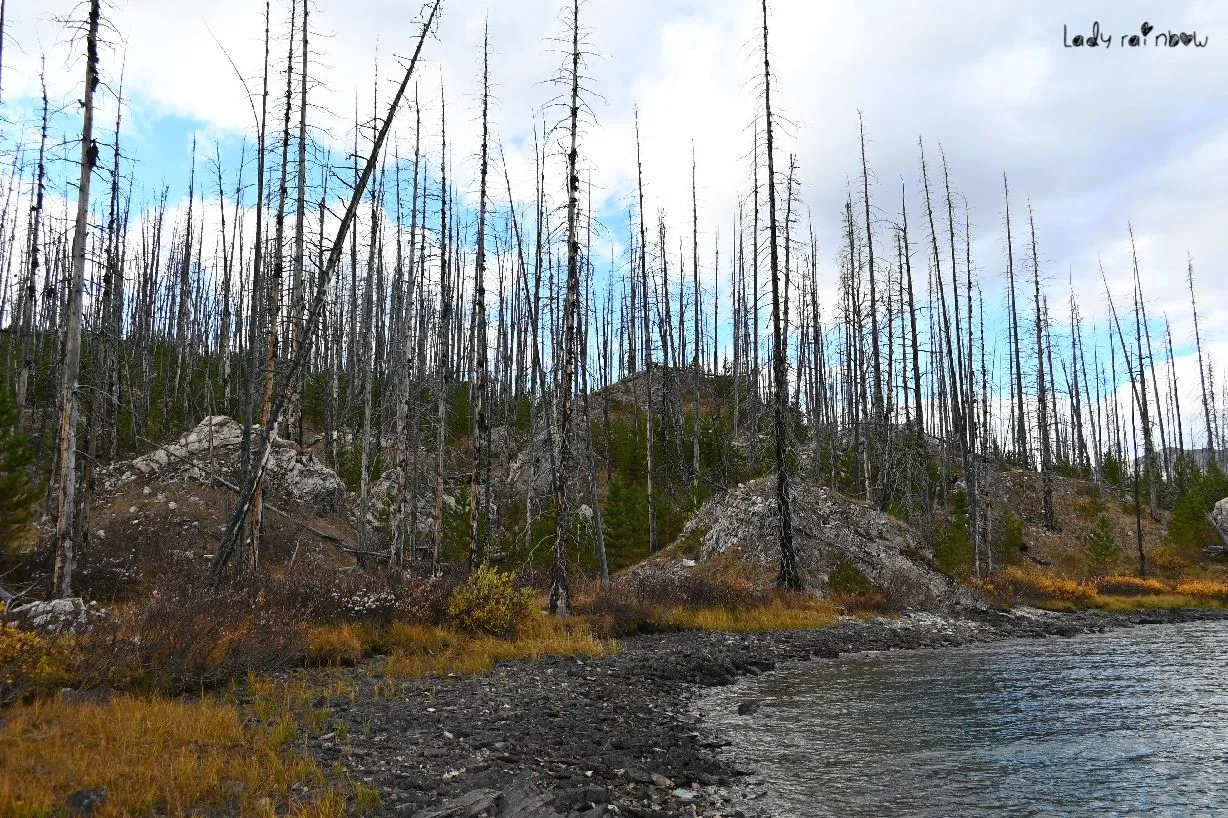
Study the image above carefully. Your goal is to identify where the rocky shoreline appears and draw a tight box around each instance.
[306,607,1228,817]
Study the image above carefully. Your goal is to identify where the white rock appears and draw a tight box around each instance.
[1211,497,1228,548]
[6,598,89,634]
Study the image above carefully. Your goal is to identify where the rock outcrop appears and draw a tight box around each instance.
[677,477,980,611]
[110,416,346,516]
[1211,497,1228,552]
[5,598,91,633]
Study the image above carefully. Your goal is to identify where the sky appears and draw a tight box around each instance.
[3,0,1226,448]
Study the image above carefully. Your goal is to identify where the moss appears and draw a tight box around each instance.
[827,561,876,597]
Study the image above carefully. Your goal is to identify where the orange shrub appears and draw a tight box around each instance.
[1095,576,1168,597]
[997,566,1097,606]
[1175,579,1228,600]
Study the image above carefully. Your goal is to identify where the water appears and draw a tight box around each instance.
[701,620,1228,817]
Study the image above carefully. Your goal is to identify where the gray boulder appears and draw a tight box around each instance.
[6,598,90,634]
[1210,497,1228,550]
[674,477,980,612]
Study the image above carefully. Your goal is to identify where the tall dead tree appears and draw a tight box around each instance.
[251,0,299,568]
[760,0,800,590]
[1003,174,1027,465]
[432,84,451,577]
[549,0,583,616]
[468,23,492,573]
[1028,203,1055,530]
[1188,258,1216,462]
[15,67,48,433]
[858,113,883,508]
[288,0,310,444]
[53,0,101,598]
[635,114,658,555]
[691,143,701,494]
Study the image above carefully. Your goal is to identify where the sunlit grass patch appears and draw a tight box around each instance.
[0,691,345,817]
[994,566,1097,607]
[662,599,839,633]
[1091,593,1211,612]
[380,616,613,679]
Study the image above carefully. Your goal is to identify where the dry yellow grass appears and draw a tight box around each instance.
[1095,575,1169,596]
[305,623,367,666]
[0,687,345,817]
[663,600,839,633]
[381,617,613,679]
[1092,594,1211,612]
[997,566,1097,606]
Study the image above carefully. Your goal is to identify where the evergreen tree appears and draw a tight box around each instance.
[0,391,41,556]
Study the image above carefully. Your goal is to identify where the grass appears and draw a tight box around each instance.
[661,599,840,632]
[988,566,1228,613]
[0,681,348,817]
[378,616,614,679]
[1094,575,1168,596]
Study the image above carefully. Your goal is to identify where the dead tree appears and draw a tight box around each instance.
[211,0,442,581]
[635,113,658,555]
[53,0,101,598]
[1003,174,1028,465]
[468,24,492,573]
[549,0,583,616]
[1028,203,1055,531]
[1188,258,1216,462]
[760,0,800,590]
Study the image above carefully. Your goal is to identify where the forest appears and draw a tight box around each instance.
[2,0,1228,814]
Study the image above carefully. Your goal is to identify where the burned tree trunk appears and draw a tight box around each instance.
[53,0,101,598]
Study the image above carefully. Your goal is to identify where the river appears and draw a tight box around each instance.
[701,619,1228,817]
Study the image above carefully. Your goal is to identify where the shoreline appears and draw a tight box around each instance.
[311,607,1228,817]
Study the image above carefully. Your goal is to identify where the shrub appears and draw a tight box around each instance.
[446,566,536,638]
[619,564,764,611]
[998,510,1026,564]
[1175,579,1228,600]
[931,508,972,578]
[1169,463,1228,550]
[827,562,876,597]
[260,559,432,625]
[0,619,72,705]
[1084,505,1120,573]
[1095,575,1167,597]
[75,580,303,693]
[572,589,675,638]
[1150,546,1194,574]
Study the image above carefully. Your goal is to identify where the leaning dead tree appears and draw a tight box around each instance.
[210,0,442,583]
